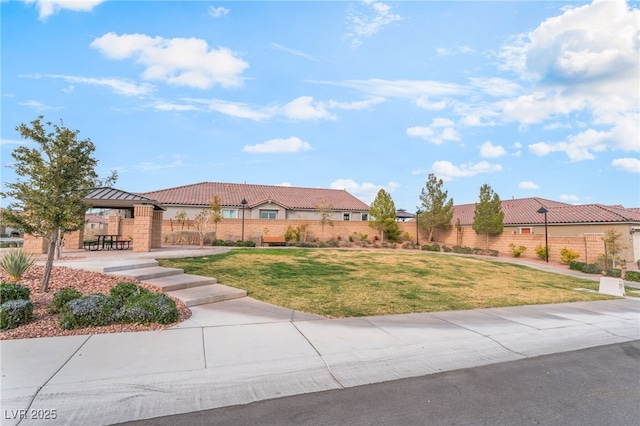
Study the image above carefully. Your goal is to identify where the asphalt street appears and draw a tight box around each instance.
[122,340,640,426]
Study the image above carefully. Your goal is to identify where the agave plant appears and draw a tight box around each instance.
[0,248,39,282]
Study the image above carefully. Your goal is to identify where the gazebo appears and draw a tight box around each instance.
[23,187,166,254]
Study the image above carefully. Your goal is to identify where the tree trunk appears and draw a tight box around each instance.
[485,233,489,252]
[427,228,434,244]
[54,228,63,260]
[41,228,59,292]
[199,231,204,249]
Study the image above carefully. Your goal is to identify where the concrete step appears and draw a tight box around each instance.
[110,266,184,281]
[142,273,218,292]
[166,284,247,307]
[55,260,160,274]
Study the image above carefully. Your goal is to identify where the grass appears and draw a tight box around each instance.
[159,249,616,318]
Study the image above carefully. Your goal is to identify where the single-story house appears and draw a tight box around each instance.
[140,182,371,222]
[448,197,640,262]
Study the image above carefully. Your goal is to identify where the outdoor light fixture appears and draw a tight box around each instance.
[415,209,422,246]
[241,198,248,241]
[537,206,549,263]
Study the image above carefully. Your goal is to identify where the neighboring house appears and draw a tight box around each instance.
[449,197,640,262]
[140,182,371,222]
[84,213,109,234]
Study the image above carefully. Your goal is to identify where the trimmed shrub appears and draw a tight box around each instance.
[59,294,119,330]
[560,247,580,264]
[581,263,602,275]
[0,299,34,329]
[569,261,586,271]
[605,268,622,278]
[442,246,452,252]
[421,243,440,252]
[625,271,640,282]
[535,244,550,260]
[164,231,200,245]
[509,243,527,258]
[109,282,150,307]
[0,282,30,303]
[120,293,179,325]
[0,249,39,282]
[49,287,82,314]
[452,246,473,254]
[325,240,339,248]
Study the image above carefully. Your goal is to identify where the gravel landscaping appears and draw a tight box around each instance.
[0,264,191,340]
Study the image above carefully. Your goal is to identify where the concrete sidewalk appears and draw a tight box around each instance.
[1,247,639,425]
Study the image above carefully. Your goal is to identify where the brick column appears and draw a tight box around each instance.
[23,234,48,254]
[133,204,154,252]
[64,229,84,250]
[108,215,121,236]
[152,210,163,248]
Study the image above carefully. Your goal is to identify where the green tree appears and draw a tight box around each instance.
[419,173,454,243]
[315,198,334,241]
[209,195,223,240]
[369,189,400,243]
[0,117,116,292]
[472,183,504,252]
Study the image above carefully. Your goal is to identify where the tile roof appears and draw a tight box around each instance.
[453,197,640,226]
[139,182,370,211]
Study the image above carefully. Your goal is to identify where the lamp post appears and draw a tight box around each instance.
[415,209,422,246]
[241,198,248,241]
[537,206,549,263]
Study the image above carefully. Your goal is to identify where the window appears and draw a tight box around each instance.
[361,213,368,221]
[260,210,277,219]
[343,213,350,221]
[222,209,238,219]
[519,227,532,234]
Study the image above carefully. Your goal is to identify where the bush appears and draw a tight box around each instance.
[109,282,150,307]
[212,239,255,247]
[509,243,527,258]
[625,271,640,282]
[325,240,339,248]
[605,268,622,278]
[442,246,452,252]
[164,230,200,245]
[569,261,587,271]
[59,294,119,330]
[49,287,83,314]
[0,282,30,303]
[0,249,39,282]
[535,245,550,260]
[0,299,34,329]
[119,292,179,325]
[452,246,473,254]
[581,263,602,275]
[560,247,580,264]
[421,243,440,252]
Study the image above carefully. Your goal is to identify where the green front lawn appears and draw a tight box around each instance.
[159,249,615,318]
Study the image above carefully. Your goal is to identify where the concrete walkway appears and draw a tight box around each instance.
[1,247,639,425]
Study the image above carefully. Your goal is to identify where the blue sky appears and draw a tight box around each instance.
[2,0,639,211]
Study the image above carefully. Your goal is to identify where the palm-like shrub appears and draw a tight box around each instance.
[0,249,39,282]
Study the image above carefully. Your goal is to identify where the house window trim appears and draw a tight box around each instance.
[343,213,351,221]
[259,209,278,220]
[519,227,533,234]
[222,209,238,219]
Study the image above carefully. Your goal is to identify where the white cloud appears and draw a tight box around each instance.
[23,0,105,21]
[407,118,460,144]
[344,0,402,48]
[18,100,63,112]
[436,46,475,56]
[277,182,292,187]
[469,77,522,98]
[283,96,336,121]
[151,102,198,112]
[34,74,154,97]
[208,5,229,18]
[518,181,540,189]
[184,98,274,121]
[90,33,249,89]
[497,0,639,159]
[329,178,398,204]
[413,96,447,111]
[316,79,465,99]
[431,160,503,181]
[411,169,427,176]
[327,97,385,111]
[559,194,580,203]
[612,158,640,173]
[271,43,319,62]
[479,141,507,158]
[243,137,312,154]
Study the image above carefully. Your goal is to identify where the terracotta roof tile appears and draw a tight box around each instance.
[139,182,370,211]
[453,197,640,226]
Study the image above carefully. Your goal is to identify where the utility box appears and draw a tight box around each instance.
[599,277,625,297]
